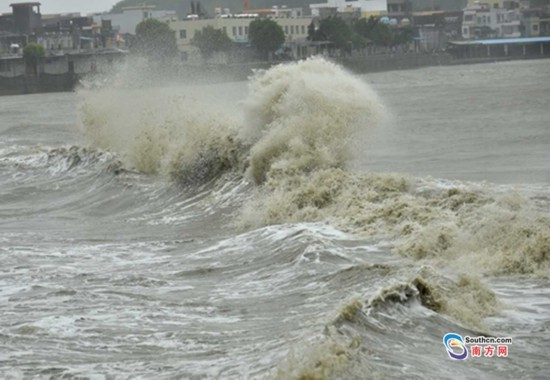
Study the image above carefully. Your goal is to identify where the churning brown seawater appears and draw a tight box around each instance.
[0,58,549,379]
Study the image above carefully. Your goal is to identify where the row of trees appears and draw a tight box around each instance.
[132,18,284,61]
[132,16,415,63]
[310,16,415,54]
[190,18,285,60]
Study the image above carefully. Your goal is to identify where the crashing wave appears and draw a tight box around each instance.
[79,57,550,277]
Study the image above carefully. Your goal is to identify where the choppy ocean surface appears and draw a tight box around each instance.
[0,58,549,379]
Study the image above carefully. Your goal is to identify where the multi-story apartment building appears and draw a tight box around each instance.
[462,2,522,38]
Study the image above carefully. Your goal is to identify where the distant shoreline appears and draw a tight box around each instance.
[1,54,549,96]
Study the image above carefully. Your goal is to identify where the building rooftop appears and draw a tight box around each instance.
[450,36,550,45]
[10,2,41,6]
[121,6,156,11]
[412,10,446,16]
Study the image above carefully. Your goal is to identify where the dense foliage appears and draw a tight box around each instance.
[309,16,415,52]
[249,18,285,58]
[353,17,415,47]
[192,25,233,60]
[23,43,45,76]
[23,43,45,65]
[134,18,178,61]
[311,16,355,53]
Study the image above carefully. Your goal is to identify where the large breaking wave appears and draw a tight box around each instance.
[0,57,539,380]
[79,57,549,281]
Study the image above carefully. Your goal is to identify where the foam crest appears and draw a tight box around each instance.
[241,58,384,184]
[79,87,241,185]
[78,57,549,278]
[240,168,550,277]
[364,269,500,329]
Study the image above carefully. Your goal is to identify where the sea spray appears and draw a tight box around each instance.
[240,61,549,274]
[80,87,242,184]
[241,58,384,184]
[240,167,550,276]
[79,57,550,277]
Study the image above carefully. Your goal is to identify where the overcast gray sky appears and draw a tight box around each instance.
[0,0,119,15]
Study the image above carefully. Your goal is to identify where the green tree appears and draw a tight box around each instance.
[313,16,355,54]
[353,17,394,47]
[354,17,414,48]
[394,26,415,46]
[134,18,177,62]
[248,18,285,60]
[370,22,394,47]
[352,17,378,39]
[23,43,45,76]
[192,25,233,61]
[307,21,316,41]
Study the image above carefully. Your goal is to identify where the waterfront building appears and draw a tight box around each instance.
[0,2,126,80]
[0,2,42,52]
[413,10,463,50]
[165,11,313,63]
[520,2,550,36]
[93,5,176,35]
[9,2,42,35]
[310,0,389,18]
[448,35,550,58]
[387,0,412,21]
[462,2,523,38]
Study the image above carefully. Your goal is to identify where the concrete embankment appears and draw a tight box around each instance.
[0,73,78,96]
[1,53,548,96]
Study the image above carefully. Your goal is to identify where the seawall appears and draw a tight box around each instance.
[0,73,78,96]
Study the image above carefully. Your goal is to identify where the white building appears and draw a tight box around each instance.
[93,6,176,35]
[310,0,388,18]
[165,14,313,63]
[466,0,531,9]
[462,2,522,39]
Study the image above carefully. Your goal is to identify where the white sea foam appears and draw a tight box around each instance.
[79,57,550,279]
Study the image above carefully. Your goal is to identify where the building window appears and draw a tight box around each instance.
[245,26,248,35]
[301,25,305,34]
[223,26,227,34]
[533,24,539,31]
[232,26,237,36]
[285,25,288,34]
[290,25,294,34]
[464,15,473,22]
[238,26,243,35]
[180,30,187,39]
